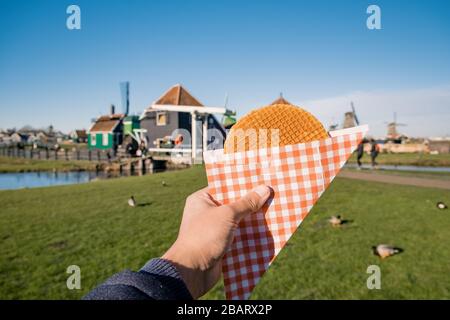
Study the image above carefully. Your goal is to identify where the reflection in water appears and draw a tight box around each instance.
[0,169,163,190]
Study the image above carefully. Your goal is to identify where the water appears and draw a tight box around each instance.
[345,163,450,173]
[0,171,156,190]
[1,164,449,190]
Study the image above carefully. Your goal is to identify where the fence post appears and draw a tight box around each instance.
[88,150,92,161]
[55,149,58,160]
[97,150,100,161]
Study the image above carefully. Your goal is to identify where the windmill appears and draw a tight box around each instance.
[221,93,236,129]
[328,116,339,131]
[119,81,148,154]
[343,101,360,128]
[385,112,407,141]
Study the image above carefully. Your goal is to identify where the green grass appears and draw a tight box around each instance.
[0,166,449,299]
[347,152,450,167]
[0,156,98,173]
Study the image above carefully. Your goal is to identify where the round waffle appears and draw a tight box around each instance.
[224,100,328,153]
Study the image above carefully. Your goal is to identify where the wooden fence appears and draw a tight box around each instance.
[0,147,116,162]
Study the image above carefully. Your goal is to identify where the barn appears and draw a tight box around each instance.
[140,84,228,157]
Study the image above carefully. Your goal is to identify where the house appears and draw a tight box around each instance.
[428,139,450,154]
[88,107,125,150]
[0,131,11,146]
[54,131,67,144]
[140,84,228,154]
[32,131,56,147]
[10,132,28,144]
[0,131,7,141]
[70,130,88,143]
[26,133,39,145]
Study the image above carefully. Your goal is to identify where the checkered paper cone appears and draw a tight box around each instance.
[203,125,368,300]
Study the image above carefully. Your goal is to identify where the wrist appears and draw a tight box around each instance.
[162,242,203,299]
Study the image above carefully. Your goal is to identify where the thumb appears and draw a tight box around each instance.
[226,185,271,222]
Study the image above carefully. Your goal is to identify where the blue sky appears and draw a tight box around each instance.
[0,0,449,137]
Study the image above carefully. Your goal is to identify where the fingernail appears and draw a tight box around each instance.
[253,185,270,199]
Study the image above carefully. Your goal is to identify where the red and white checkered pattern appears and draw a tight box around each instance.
[204,125,368,300]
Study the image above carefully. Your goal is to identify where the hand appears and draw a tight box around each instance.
[162,185,271,299]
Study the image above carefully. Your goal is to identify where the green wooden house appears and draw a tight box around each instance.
[88,113,125,150]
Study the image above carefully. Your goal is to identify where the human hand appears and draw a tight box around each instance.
[162,185,271,299]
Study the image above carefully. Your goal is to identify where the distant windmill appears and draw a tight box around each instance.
[385,112,407,141]
[343,102,360,128]
[120,81,130,116]
[328,117,339,131]
[221,93,236,129]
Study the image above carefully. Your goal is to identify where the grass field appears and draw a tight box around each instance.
[347,152,450,167]
[0,166,449,299]
[0,156,98,173]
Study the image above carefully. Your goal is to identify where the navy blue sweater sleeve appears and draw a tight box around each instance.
[83,258,193,300]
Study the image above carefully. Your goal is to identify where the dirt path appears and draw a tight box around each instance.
[338,170,450,190]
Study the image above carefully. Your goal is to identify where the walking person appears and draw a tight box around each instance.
[370,139,380,168]
[356,141,364,169]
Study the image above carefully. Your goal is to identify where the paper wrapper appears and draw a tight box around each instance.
[203,125,368,300]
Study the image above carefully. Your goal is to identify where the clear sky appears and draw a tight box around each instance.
[1,0,449,137]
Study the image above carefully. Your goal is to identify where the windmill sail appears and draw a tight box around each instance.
[351,102,360,125]
[120,81,130,116]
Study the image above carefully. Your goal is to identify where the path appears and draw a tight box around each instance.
[338,170,450,190]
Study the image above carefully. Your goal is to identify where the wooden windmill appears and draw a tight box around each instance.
[343,102,360,128]
[386,112,407,141]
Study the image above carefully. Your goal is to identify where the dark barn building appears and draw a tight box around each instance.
[140,85,227,151]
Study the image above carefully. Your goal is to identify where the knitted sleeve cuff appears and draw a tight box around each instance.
[139,258,193,300]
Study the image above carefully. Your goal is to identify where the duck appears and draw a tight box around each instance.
[128,196,136,208]
[436,202,448,210]
[329,215,342,227]
[372,244,402,259]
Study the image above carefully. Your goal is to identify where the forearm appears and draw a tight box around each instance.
[83,258,193,300]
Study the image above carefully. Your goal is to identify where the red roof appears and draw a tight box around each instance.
[154,84,203,106]
[89,114,125,132]
[271,96,292,105]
